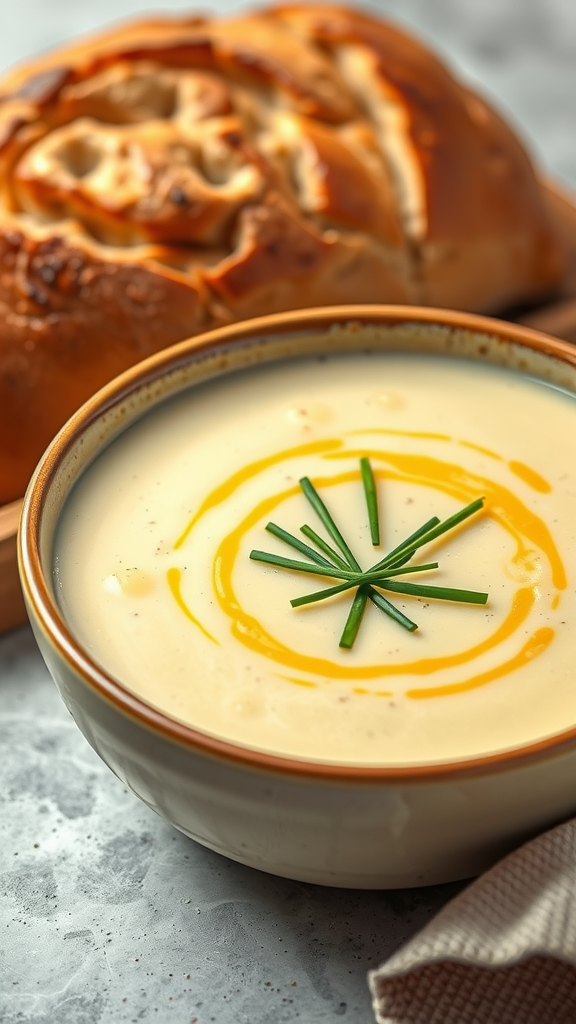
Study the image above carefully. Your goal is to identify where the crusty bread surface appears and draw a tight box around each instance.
[0,4,563,503]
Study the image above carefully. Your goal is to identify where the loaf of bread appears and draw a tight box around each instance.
[0,4,564,503]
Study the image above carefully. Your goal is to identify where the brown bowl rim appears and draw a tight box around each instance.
[18,304,576,783]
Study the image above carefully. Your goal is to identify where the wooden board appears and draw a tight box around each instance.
[2,180,576,635]
[0,499,25,633]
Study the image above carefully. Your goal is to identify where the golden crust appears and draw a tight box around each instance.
[0,4,564,502]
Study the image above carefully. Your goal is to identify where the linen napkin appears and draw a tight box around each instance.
[369,817,576,1024]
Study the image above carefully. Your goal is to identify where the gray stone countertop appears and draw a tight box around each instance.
[1,3,576,1023]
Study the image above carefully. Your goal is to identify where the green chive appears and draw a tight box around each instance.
[367,588,418,632]
[299,476,362,571]
[374,499,485,571]
[249,550,356,579]
[250,462,488,649]
[378,580,488,604]
[300,525,351,572]
[370,516,441,572]
[291,579,357,608]
[368,562,438,580]
[265,522,337,569]
[289,563,439,609]
[360,457,380,546]
[339,585,370,649]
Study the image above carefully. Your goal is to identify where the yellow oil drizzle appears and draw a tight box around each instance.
[349,427,451,440]
[458,440,502,460]
[279,676,319,688]
[353,687,394,696]
[324,449,566,590]
[166,567,218,644]
[508,460,552,493]
[174,438,342,549]
[171,433,565,700]
[212,472,547,681]
[407,628,555,699]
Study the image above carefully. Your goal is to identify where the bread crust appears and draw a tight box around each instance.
[0,4,563,502]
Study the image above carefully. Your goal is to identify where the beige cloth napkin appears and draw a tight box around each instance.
[369,818,576,1024]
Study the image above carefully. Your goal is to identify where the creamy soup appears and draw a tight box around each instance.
[54,352,576,765]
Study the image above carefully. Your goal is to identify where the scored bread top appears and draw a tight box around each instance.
[0,4,563,503]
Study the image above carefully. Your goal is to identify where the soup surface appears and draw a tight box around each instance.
[54,351,576,764]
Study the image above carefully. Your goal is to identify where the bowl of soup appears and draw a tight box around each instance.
[18,306,576,888]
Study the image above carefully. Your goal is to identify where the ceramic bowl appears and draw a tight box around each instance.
[18,306,576,888]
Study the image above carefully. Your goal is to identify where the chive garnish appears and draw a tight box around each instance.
[289,564,438,608]
[360,457,380,546]
[371,500,484,574]
[366,562,439,581]
[299,525,351,572]
[299,476,362,571]
[378,580,488,604]
[249,550,358,579]
[265,522,336,569]
[367,588,418,633]
[373,516,441,569]
[291,579,358,608]
[249,459,488,650]
[340,585,370,649]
